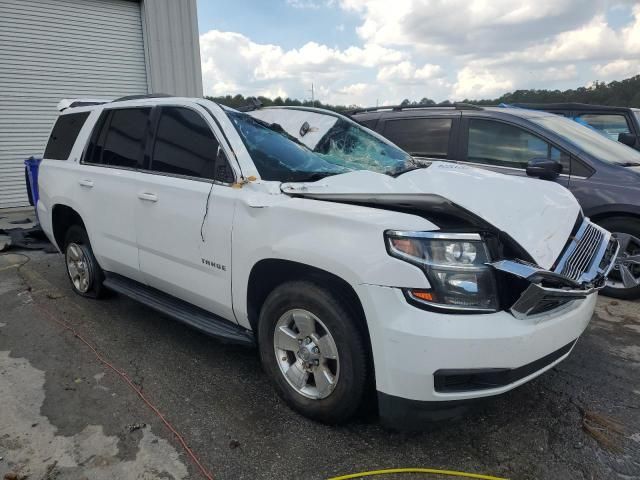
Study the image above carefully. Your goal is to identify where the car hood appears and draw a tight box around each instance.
[281,162,581,269]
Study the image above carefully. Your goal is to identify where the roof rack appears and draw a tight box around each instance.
[346,102,483,115]
[112,93,173,102]
[511,102,631,112]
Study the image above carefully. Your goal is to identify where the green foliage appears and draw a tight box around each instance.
[204,94,354,112]
[205,75,640,110]
[463,75,640,107]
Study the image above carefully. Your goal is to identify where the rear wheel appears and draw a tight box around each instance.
[258,281,368,424]
[63,225,107,298]
[595,217,640,300]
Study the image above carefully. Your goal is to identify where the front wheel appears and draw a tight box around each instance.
[596,217,640,300]
[258,281,368,424]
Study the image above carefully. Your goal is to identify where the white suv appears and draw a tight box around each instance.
[37,95,618,428]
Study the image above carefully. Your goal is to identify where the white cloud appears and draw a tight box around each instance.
[594,59,640,79]
[377,61,443,83]
[200,2,640,105]
[200,29,407,102]
[452,66,514,99]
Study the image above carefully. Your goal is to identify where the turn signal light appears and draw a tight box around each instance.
[410,290,434,302]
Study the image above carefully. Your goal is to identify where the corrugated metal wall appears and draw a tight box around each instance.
[141,0,203,97]
[0,0,149,208]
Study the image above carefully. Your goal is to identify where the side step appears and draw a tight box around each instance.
[103,273,255,346]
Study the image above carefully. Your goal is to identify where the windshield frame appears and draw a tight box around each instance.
[530,114,640,166]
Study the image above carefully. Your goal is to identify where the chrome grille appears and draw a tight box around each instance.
[555,220,607,283]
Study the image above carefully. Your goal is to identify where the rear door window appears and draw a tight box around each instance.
[382,118,452,158]
[101,108,151,168]
[467,119,567,169]
[44,112,90,160]
[150,106,232,181]
[574,114,631,141]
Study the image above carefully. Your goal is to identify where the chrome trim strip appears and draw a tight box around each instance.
[509,283,595,320]
[386,230,482,241]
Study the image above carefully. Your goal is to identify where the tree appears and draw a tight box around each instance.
[205,74,640,111]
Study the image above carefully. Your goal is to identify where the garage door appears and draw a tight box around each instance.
[0,0,149,208]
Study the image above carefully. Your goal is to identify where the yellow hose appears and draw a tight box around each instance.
[328,467,508,480]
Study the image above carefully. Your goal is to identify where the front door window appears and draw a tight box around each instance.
[467,119,568,172]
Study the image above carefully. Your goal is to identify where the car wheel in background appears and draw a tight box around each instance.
[63,225,107,298]
[596,217,640,300]
[258,280,368,424]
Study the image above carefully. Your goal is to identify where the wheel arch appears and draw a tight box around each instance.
[587,205,640,225]
[246,258,371,346]
[51,204,85,251]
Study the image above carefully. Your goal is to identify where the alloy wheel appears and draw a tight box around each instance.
[607,232,640,290]
[273,308,340,400]
[65,242,93,293]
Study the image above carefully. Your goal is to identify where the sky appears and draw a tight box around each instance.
[196,0,640,106]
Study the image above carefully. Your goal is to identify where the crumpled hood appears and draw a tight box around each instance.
[281,162,581,269]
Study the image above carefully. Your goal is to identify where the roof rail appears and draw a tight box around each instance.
[453,102,483,111]
[346,102,483,115]
[112,93,173,102]
[511,102,631,112]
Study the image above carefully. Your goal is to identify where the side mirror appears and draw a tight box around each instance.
[526,158,562,180]
[618,132,636,147]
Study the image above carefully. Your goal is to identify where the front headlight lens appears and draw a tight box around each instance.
[386,231,499,312]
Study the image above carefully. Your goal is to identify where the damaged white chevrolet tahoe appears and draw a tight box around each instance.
[38,95,619,428]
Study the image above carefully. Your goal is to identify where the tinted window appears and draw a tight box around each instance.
[83,111,109,165]
[383,118,451,158]
[151,107,223,180]
[102,108,151,168]
[467,119,558,168]
[531,115,640,166]
[44,112,90,160]
[575,114,630,141]
[358,118,378,130]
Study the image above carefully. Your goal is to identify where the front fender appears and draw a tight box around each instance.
[231,195,434,328]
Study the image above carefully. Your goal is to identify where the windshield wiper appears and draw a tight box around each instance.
[386,158,431,177]
[286,172,339,183]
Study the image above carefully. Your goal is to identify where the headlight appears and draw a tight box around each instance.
[385,230,499,313]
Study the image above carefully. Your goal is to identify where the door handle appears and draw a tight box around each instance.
[138,192,158,202]
[78,179,94,188]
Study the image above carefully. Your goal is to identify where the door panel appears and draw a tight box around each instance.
[135,174,237,320]
[135,105,237,320]
[76,164,145,282]
[76,107,151,283]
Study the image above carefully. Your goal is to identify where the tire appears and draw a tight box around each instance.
[595,217,640,300]
[63,225,107,298]
[258,280,368,424]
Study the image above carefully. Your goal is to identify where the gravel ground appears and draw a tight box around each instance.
[0,249,638,480]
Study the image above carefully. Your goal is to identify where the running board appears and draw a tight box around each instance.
[103,273,254,346]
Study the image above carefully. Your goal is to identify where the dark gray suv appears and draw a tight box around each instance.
[351,104,640,299]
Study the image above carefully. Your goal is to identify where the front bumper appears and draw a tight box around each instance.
[359,284,596,409]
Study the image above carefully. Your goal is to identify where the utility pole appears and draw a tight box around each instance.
[309,83,315,107]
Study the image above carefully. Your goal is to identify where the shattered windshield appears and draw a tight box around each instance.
[226,109,415,182]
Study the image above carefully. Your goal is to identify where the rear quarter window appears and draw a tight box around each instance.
[43,112,90,160]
